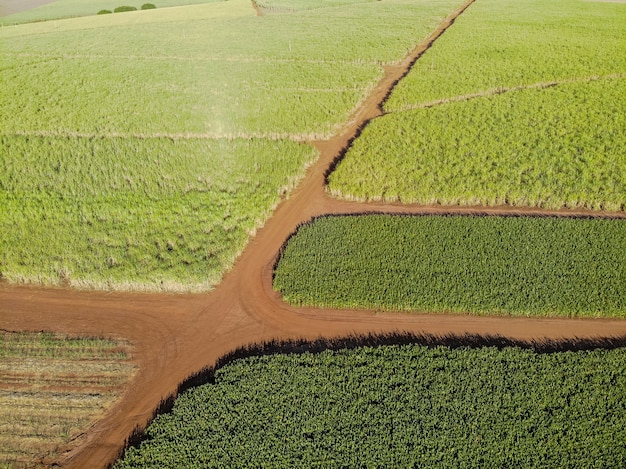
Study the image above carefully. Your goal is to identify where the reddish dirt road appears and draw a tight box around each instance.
[1,0,624,466]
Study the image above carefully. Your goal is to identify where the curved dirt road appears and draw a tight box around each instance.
[1,0,625,466]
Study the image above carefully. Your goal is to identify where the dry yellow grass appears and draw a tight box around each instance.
[0,332,137,468]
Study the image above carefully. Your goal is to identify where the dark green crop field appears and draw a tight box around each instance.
[115,343,626,468]
[274,215,626,317]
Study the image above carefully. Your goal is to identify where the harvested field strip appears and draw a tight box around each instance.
[274,215,626,317]
[0,367,133,390]
[0,332,136,468]
[115,342,626,468]
[0,331,131,359]
[387,73,626,113]
[1,358,134,373]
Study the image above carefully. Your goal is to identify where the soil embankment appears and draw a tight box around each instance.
[1,0,625,466]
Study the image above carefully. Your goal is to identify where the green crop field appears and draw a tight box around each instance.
[274,215,626,317]
[327,0,626,209]
[385,0,626,108]
[1,137,314,290]
[0,331,136,467]
[0,0,462,290]
[115,343,626,468]
[328,79,626,209]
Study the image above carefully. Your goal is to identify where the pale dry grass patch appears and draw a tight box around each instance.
[0,332,136,468]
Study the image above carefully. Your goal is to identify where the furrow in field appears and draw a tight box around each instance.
[0,373,130,389]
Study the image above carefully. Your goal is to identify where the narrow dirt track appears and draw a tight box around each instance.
[1,0,624,467]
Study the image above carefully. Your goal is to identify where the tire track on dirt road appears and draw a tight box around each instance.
[2,0,624,466]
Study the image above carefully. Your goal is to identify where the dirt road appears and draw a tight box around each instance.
[1,0,624,466]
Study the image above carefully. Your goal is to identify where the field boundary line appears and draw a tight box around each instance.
[6,52,382,66]
[3,129,322,142]
[388,73,626,114]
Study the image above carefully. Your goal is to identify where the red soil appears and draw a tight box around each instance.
[1,0,624,466]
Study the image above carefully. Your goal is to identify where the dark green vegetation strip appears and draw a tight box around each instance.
[115,343,626,468]
[274,215,626,317]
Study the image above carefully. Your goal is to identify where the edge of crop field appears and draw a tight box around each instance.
[109,331,626,468]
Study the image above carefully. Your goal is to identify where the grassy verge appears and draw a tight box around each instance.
[114,343,626,468]
[0,331,136,468]
[274,215,626,317]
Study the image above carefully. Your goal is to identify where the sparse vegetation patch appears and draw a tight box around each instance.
[0,331,136,468]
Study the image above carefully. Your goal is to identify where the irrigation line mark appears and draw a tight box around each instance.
[6,51,382,66]
[387,73,626,114]
[3,129,321,143]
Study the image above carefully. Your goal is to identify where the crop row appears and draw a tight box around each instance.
[274,215,626,317]
[384,0,626,109]
[0,331,131,359]
[115,343,626,468]
[328,79,626,210]
[0,331,136,467]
